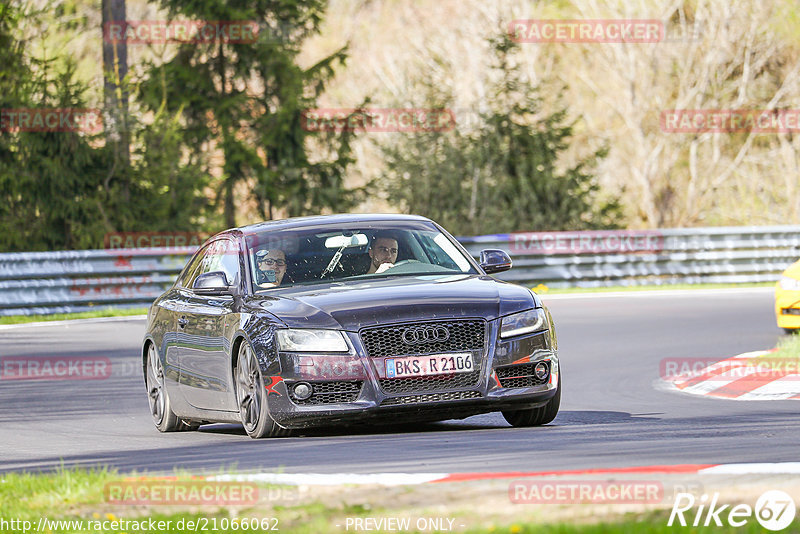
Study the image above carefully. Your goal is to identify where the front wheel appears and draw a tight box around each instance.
[502,378,561,427]
[235,341,289,438]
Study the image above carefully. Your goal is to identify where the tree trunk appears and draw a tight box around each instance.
[102,0,130,200]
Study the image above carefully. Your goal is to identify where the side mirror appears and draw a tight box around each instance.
[479,249,512,274]
[193,271,232,295]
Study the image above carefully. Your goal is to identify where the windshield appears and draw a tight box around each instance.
[246,220,478,291]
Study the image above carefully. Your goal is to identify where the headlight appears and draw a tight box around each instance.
[500,308,547,339]
[780,276,800,291]
[276,329,349,352]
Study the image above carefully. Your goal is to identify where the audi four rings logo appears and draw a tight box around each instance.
[402,326,450,344]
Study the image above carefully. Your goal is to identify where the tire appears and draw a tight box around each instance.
[235,340,289,438]
[146,343,197,432]
[502,378,561,427]
[784,328,798,335]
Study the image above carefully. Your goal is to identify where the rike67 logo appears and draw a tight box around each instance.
[669,490,796,531]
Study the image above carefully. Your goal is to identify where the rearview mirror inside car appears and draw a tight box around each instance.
[324,233,368,248]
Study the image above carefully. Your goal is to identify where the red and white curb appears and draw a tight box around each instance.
[207,463,800,486]
[659,350,800,401]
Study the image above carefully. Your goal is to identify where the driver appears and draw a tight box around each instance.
[255,249,288,288]
[367,233,399,274]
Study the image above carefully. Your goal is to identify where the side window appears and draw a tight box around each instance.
[198,239,240,287]
[177,244,210,289]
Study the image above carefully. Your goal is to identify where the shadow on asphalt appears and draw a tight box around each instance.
[192,410,660,438]
[3,410,796,475]
[552,410,662,425]
[196,419,500,438]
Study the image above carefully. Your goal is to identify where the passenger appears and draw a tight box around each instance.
[367,233,399,274]
[255,249,289,288]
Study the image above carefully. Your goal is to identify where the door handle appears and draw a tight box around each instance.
[178,316,188,328]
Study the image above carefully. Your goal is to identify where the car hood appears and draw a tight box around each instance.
[252,274,540,330]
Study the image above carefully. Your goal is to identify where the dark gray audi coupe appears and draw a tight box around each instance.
[142,214,560,438]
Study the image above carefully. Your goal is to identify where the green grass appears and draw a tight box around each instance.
[478,514,800,533]
[0,467,116,519]
[2,468,798,533]
[0,307,148,325]
[533,282,774,295]
[767,333,800,360]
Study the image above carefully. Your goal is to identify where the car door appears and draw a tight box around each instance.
[177,238,241,412]
[161,245,209,383]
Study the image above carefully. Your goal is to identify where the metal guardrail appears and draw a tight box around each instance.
[461,226,800,288]
[1,226,798,316]
[0,249,193,316]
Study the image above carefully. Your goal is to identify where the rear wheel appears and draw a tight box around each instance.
[235,341,289,438]
[502,378,561,427]
[784,328,798,335]
[145,344,197,432]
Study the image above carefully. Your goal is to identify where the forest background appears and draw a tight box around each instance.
[2,0,799,251]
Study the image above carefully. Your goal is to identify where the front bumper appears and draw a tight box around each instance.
[775,285,800,329]
[263,323,559,429]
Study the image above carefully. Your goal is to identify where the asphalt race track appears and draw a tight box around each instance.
[1,288,796,475]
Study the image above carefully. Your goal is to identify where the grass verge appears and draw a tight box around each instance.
[0,307,148,325]
[767,332,800,360]
[2,468,798,533]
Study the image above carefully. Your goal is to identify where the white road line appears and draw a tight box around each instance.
[700,463,800,475]
[0,315,147,330]
[540,287,773,300]
[210,472,449,486]
[211,462,800,485]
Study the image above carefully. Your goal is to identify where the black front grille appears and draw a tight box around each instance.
[495,363,548,389]
[289,381,363,405]
[381,390,482,406]
[380,370,481,394]
[360,320,485,358]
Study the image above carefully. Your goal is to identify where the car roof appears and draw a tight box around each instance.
[231,213,433,235]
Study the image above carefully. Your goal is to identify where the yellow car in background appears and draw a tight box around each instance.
[776,259,800,333]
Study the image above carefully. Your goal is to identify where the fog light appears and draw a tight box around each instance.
[293,382,313,400]
[534,362,549,380]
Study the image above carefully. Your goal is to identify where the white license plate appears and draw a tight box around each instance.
[385,353,474,378]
